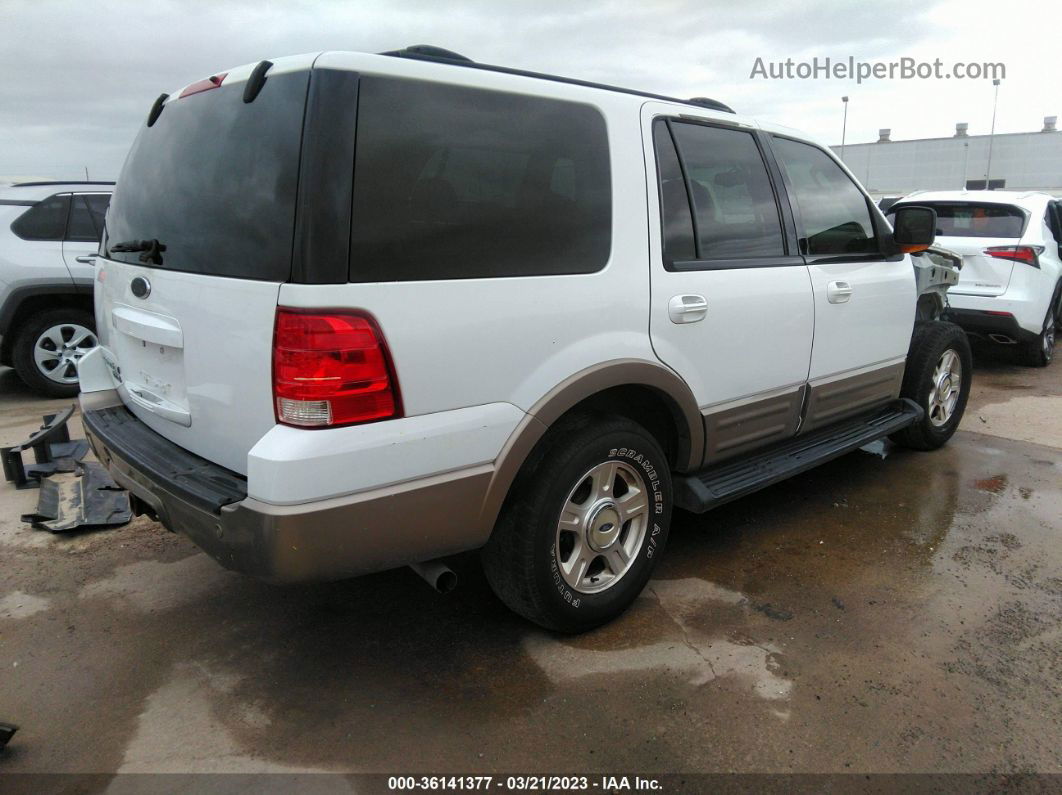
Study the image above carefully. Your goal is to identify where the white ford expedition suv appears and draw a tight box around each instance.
[78,47,970,632]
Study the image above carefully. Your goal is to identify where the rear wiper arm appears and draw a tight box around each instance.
[108,238,166,265]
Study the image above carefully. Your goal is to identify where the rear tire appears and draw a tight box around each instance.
[482,413,672,633]
[891,321,972,451]
[1020,303,1055,368]
[12,308,98,398]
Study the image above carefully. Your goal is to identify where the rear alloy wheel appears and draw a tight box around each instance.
[892,321,973,451]
[482,413,672,633]
[1021,307,1055,368]
[12,308,98,398]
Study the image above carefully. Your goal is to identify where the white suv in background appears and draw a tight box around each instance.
[78,47,968,632]
[0,181,113,395]
[889,190,1062,366]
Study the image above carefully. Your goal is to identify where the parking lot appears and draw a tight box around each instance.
[1,342,1060,777]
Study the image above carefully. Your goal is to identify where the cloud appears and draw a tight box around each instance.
[0,0,1052,180]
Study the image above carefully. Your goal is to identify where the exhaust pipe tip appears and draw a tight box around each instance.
[410,560,458,594]
[988,333,1017,345]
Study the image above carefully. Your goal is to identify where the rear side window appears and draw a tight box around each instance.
[771,137,876,255]
[653,122,696,263]
[349,77,611,281]
[66,195,109,242]
[666,121,784,260]
[892,203,1026,238]
[105,72,309,280]
[11,194,69,241]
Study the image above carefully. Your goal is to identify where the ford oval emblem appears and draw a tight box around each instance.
[130,276,151,299]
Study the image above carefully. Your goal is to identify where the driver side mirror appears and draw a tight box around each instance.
[892,205,937,253]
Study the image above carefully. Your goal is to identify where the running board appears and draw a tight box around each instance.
[674,399,923,514]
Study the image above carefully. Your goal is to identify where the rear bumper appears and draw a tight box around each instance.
[80,391,493,583]
[944,307,1039,344]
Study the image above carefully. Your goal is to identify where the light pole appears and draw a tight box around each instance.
[985,78,1001,187]
[840,96,849,161]
[962,141,970,189]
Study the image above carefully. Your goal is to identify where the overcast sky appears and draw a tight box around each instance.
[1,0,1056,182]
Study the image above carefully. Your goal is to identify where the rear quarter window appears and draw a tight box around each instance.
[349,77,612,281]
[11,194,69,241]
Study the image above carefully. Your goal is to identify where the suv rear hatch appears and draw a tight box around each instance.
[96,56,341,475]
[893,201,1028,297]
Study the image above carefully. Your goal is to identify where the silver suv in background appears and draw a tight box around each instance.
[0,181,112,396]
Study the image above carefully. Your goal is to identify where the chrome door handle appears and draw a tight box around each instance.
[668,294,708,324]
[75,255,97,264]
[827,281,853,304]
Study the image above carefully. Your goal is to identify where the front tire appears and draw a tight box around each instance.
[891,321,972,451]
[482,413,673,633]
[12,308,98,398]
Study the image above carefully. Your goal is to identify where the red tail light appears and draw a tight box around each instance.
[984,245,1042,268]
[273,309,401,428]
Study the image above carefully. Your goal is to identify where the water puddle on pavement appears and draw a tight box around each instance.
[522,577,793,716]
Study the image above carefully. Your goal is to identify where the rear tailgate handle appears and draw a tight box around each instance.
[668,294,708,324]
[827,281,853,304]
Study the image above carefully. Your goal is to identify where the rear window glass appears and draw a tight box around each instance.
[67,195,107,242]
[890,203,1026,238]
[105,72,309,280]
[349,77,611,281]
[11,194,69,241]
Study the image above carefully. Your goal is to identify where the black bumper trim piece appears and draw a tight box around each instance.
[945,308,1037,343]
[82,405,247,514]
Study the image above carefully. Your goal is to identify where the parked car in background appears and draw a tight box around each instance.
[888,191,1062,366]
[0,181,112,396]
[78,47,968,632]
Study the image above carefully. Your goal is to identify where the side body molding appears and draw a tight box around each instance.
[477,359,704,533]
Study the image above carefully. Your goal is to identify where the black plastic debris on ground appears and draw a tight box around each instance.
[1,406,88,489]
[22,461,132,533]
[0,722,17,750]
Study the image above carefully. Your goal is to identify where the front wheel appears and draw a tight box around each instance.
[482,414,673,633]
[891,321,973,451]
[12,307,98,398]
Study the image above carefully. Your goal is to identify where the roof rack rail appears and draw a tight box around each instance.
[687,96,735,113]
[379,45,735,114]
[13,180,115,188]
[381,45,473,63]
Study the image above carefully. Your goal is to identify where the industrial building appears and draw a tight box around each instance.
[833,116,1062,200]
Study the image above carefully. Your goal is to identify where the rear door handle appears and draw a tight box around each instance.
[75,255,97,264]
[668,294,708,324]
[827,281,853,304]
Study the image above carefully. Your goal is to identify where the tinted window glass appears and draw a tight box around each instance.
[653,121,696,263]
[106,72,309,280]
[67,196,102,241]
[668,122,783,259]
[350,77,611,281]
[11,194,69,241]
[85,194,109,231]
[772,137,876,255]
[890,202,1025,238]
